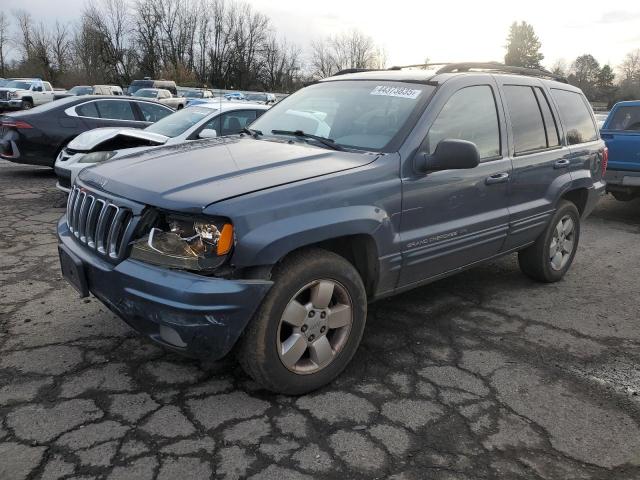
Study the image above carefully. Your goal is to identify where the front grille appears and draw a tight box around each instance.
[0,91,8,101]
[66,185,133,260]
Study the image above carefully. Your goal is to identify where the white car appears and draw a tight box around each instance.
[54,102,269,192]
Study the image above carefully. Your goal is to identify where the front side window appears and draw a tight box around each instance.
[551,89,598,145]
[503,85,547,154]
[607,106,640,131]
[426,85,500,159]
[95,100,136,121]
[219,110,258,135]
[138,102,173,123]
[251,81,435,151]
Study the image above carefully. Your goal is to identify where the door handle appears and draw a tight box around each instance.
[485,172,509,185]
[554,159,571,169]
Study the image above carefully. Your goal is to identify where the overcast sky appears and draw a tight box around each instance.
[10,0,640,69]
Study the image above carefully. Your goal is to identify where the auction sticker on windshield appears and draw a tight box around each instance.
[370,85,422,99]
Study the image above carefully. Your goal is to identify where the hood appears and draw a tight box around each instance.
[68,128,169,152]
[79,137,378,213]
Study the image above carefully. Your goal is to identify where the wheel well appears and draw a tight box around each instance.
[561,188,588,216]
[21,97,33,103]
[291,235,379,296]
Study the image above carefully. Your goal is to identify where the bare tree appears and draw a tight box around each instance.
[0,12,11,76]
[619,49,640,84]
[310,29,384,78]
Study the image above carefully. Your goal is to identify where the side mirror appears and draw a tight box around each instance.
[415,139,480,173]
[35,86,43,92]
[199,129,217,139]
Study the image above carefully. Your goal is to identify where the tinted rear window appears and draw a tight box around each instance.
[551,89,598,145]
[607,106,640,131]
[503,85,547,154]
[95,100,136,121]
[76,102,99,118]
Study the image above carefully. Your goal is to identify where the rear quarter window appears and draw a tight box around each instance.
[607,106,640,131]
[76,102,100,118]
[551,89,598,145]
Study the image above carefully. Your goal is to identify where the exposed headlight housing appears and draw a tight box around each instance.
[130,215,234,272]
[78,151,117,164]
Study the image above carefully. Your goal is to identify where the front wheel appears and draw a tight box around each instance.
[237,249,367,395]
[518,200,580,283]
[22,99,33,110]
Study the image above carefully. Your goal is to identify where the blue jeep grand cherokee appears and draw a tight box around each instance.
[58,63,606,394]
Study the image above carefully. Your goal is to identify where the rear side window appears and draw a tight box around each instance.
[534,88,560,147]
[503,86,547,154]
[95,100,136,121]
[427,85,500,159]
[219,110,258,135]
[76,102,99,118]
[607,106,640,131]
[551,89,598,145]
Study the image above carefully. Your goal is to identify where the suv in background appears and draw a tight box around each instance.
[600,100,640,201]
[0,78,56,110]
[55,85,124,100]
[57,63,605,394]
[128,79,178,96]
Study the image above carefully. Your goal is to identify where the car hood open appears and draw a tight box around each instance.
[68,128,169,152]
[78,137,378,213]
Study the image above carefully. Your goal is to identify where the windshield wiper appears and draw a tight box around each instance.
[271,129,344,151]
[241,127,262,138]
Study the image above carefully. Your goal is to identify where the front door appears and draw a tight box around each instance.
[398,82,512,287]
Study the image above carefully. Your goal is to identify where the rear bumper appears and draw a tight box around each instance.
[583,180,606,218]
[57,217,272,360]
[604,169,640,189]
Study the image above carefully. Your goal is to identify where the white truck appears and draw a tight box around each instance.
[0,78,56,110]
[132,88,187,110]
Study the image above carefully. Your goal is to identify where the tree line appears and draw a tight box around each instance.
[505,21,640,107]
[0,0,386,92]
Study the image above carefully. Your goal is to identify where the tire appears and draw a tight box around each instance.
[518,200,580,283]
[611,191,636,202]
[237,248,367,395]
[22,99,33,110]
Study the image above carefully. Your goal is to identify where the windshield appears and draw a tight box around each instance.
[134,89,157,98]
[245,93,266,101]
[251,81,434,151]
[69,86,93,95]
[5,80,33,90]
[129,80,153,94]
[145,106,216,137]
[183,90,203,98]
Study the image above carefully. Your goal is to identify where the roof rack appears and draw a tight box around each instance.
[389,62,568,83]
[333,68,380,76]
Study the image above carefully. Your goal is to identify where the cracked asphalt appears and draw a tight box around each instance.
[1,159,640,480]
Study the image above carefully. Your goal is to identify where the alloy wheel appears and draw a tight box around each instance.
[277,279,353,374]
[549,214,575,271]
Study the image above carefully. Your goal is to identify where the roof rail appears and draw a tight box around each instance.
[389,62,567,83]
[333,68,381,76]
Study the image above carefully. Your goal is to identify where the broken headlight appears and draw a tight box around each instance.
[78,151,117,163]
[130,215,234,272]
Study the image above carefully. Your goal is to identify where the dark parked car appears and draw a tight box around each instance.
[0,96,174,167]
[57,63,605,394]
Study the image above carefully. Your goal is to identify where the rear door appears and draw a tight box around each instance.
[398,78,512,287]
[600,104,640,172]
[495,78,569,250]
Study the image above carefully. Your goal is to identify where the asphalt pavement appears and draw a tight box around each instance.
[1,160,639,480]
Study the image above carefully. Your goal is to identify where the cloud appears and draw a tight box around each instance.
[597,10,640,24]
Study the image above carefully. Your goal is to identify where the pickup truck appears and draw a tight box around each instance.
[133,88,187,110]
[57,63,605,394]
[601,101,640,200]
[0,78,56,110]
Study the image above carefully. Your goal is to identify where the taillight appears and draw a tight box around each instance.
[602,147,608,176]
[0,119,32,129]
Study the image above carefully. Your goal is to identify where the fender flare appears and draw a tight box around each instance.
[232,205,391,267]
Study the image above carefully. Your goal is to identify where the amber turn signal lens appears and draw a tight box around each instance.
[216,224,234,255]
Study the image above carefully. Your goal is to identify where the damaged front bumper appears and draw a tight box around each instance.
[57,217,272,359]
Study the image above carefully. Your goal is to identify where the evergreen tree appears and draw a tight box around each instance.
[504,21,544,69]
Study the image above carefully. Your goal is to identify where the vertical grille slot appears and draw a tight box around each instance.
[66,186,134,261]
